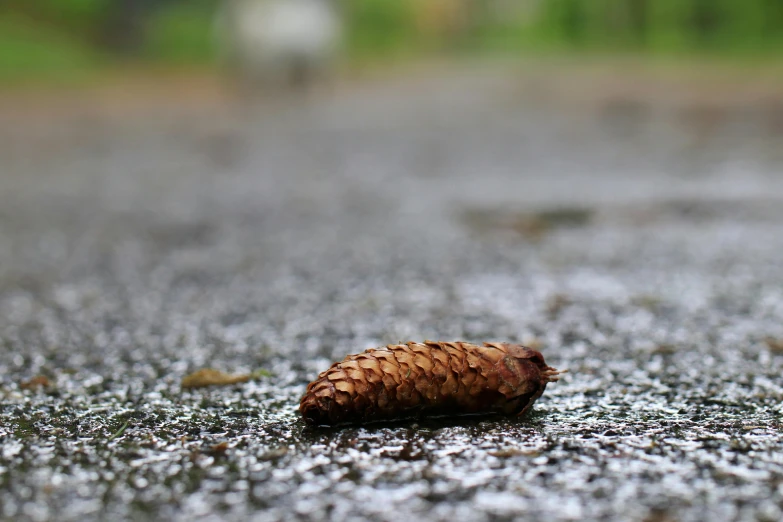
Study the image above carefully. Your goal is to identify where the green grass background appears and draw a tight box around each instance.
[2,0,783,84]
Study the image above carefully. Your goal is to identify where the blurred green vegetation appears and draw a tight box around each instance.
[0,11,102,83]
[143,3,216,63]
[1,0,783,84]
[345,0,418,59]
[533,0,783,54]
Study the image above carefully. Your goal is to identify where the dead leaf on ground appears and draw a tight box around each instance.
[489,448,539,458]
[20,375,52,390]
[459,206,594,242]
[181,368,250,389]
[765,337,783,353]
[643,508,678,522]
[546,294,572,318]
[652,344,677,355]
[205,442,230,458]
[512,208,594,240]
[631,294,663,310]
[510,216,551,240]
[250,368,274,379]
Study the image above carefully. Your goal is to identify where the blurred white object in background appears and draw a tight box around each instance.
[214,0,343,92]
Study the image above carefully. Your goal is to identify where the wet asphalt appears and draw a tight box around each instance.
[2,66,783,521]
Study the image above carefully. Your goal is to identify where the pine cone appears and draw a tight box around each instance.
[300,341,563,427]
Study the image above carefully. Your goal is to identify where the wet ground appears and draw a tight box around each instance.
[2,65,783,521]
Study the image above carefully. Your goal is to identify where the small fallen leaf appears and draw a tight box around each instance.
[512,208,594,240]
[20,376,52,390]
[546,294,572,318]
[765,337,783,353]
[108,420,130,441]
[511,216,550,240]
[250,368,274,379]
[205,442,230,458]
[459,206,593,242]
[643,508,677,522]
[489,448,539,458]
[181,369,250,389]
[631,295,663,310]
[652,344,677,355]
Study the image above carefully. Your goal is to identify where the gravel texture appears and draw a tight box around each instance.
[2,67,783,522]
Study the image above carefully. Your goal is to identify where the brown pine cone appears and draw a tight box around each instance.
[300,341,563,427]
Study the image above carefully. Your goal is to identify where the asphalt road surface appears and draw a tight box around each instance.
[2,66,783,522]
